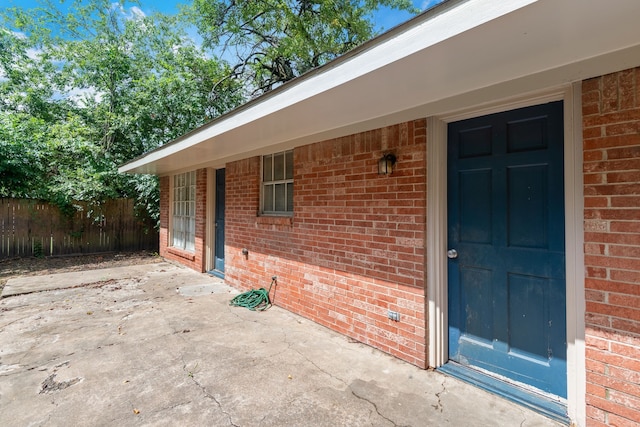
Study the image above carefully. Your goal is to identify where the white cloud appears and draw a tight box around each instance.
[110,2,146,21]
[1,29,42,60]
[26,48,41,60]
[1,29,27,40]
[129,6,146,19]
[62,87,105,107]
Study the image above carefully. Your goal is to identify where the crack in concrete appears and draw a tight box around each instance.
[3,279,127,299]
[182,359,239,427]
[348,387,400,427]
[226,303,256,323]
[278,326,350,389]
[0,313,37,330]
[432,376,446,412]
[17,339,40,366]
[39,373,82,394]
[157,400,202,421]
[518,406,529,427]
[294,346,347,385]
[3,354,77,377]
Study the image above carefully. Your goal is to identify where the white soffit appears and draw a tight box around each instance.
[120,0,640,175]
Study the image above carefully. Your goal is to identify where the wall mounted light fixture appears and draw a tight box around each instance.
[378,153,396,175]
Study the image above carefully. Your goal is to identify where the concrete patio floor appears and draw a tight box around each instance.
[0,262,563,426]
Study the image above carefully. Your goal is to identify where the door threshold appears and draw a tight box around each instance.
[438,362,569,425]
[207,270,225,279]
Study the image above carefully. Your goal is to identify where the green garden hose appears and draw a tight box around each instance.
[229,278,276,311]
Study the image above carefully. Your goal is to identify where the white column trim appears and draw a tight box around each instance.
[168,175,174,248]
[565,82,586,427]
[427,117,448,368]
[205,168,215,272]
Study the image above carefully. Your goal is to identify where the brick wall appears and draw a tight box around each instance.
[225,120,428,367]
[159,169,208,272]
[583,67,640,427]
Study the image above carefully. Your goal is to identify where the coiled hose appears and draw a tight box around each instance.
[229,278,276,311]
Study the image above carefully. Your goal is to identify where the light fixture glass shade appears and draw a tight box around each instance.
[378,153,396,175]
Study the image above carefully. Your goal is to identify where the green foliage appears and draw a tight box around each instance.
[0,114,45,198]
[0,0,242,223]
[188,0,418,96]
[33,239,44,258]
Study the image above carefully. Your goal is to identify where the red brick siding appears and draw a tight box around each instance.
[583,67,640,426]
[159,169,208,272]
[225,120,428,367]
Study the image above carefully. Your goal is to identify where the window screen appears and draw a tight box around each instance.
[172,171,196,251]
[262,151,293,214]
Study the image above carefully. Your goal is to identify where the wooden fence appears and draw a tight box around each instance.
[0,198,158,259]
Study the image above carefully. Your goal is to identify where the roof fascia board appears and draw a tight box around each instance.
[149,38,640,177]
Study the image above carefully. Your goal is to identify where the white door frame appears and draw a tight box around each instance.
[205,167,215,272]
[426,83,585,426]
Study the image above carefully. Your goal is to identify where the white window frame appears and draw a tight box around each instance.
[171,171,196,252]
[261,150,294,215]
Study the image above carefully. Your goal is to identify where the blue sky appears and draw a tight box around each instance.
[6,0,445,33]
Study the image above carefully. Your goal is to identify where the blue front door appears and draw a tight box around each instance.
[447,102,566,397]
[214,168,225,274]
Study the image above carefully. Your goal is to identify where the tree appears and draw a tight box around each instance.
[0,113,46,199]
[0,0,242,222]
[189,0,418,96]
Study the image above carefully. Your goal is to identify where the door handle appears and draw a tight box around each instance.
[447,249,458,259]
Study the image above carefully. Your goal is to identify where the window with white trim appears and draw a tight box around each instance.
[172,171,196,251]
[262,150,293,215]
